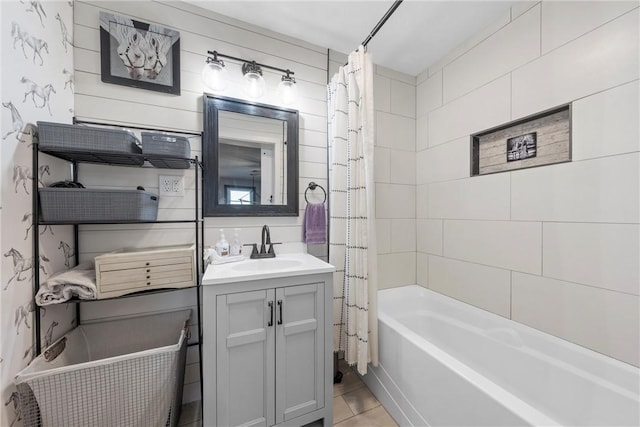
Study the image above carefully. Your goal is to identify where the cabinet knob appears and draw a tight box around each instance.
[146,269,150,273]
[146,275,150,279]
[146,282,151,286]
[145,262,150,266]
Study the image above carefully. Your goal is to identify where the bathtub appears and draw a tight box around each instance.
[361,285,639,426]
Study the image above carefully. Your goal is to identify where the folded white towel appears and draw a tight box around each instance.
[35,262,97,306]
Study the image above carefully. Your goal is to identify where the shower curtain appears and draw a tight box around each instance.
[328,47,378,375]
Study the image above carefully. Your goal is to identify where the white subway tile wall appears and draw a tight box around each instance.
[512,8,639,119]
[442,5,541,103]
[572,80,640,161]
[512,273,640,366]
[428,256,512,318]
[417,0,640,366]
[371,66,417,288]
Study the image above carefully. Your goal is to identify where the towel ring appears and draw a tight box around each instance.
[304,182,326,204]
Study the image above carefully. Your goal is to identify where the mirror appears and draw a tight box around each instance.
[203,95,299,216]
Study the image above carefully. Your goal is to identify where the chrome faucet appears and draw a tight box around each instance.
[244,225,281,259]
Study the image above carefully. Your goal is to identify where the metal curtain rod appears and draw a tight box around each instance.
[361,0,404,48]
[206,50,294,76]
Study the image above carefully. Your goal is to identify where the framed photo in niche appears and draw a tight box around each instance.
[506,132,537,162]
[470,104,571,176]
[99,11,181,95]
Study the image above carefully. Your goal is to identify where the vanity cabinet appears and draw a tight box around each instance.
[202,257,333,427]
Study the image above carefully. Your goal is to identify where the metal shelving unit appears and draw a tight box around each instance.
[30,123,205,404]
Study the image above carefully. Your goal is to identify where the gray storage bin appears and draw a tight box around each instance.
[37,122,143,166]
[141,132,191,169]
[39,188,158,223]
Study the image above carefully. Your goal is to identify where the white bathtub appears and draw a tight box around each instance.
[362,285,640,426]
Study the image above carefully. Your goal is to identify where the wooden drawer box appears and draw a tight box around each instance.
[94,244,195,299]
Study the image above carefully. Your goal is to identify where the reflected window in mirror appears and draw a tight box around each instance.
[203,95,299,216]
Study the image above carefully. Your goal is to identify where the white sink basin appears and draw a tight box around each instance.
[202,253,334,285]
[231,258,303,272]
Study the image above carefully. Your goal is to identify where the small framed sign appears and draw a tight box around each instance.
[506,132,537,162]
[99,11,180,95]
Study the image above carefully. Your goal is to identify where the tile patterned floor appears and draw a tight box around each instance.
[178,359,397,426]
[332,359,398,427]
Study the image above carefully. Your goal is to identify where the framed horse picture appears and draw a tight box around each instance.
[99,12,180,95]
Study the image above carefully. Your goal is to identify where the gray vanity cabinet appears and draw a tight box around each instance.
[203,272,333,427]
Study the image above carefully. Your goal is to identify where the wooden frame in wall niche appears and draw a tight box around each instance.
[470,104,572,176]
[99,11,181,95]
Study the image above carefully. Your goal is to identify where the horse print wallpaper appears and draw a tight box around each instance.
[1,2,75,425]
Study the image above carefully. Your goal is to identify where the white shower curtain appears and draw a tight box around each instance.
[328,47,378,375]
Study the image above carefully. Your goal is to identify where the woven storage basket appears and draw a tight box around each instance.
[39,188,158,223]
[15,310,190,427]
[37,122,143,166]
[141,132,191,169]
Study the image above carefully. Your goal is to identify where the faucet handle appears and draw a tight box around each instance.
[267,242,282,254]
[243,243,259,257]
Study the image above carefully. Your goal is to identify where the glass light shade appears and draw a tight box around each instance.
[243,71,266,99]
[202,59,228,91]
[278,76,298,105]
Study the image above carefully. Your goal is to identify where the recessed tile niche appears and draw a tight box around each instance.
[471,105,571,176]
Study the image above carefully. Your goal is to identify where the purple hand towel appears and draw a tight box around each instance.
[303,202,326,244]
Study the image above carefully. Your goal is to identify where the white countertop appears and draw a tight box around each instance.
[202,252,335,285]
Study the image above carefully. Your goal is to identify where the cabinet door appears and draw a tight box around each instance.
[217,289,275,427]
[275,283,324,423]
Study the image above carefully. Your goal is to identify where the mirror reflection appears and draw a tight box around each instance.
[218,111,287,206]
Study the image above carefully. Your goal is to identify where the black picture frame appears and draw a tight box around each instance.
[99,12,180,95]
[203,94,299,217]
[506,132,537,162]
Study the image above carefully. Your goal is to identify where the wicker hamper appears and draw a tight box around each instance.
[37,122,144,166]
[39,188,158,223]
[15,309,190,427]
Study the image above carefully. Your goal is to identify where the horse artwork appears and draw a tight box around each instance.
[25,35,49,65]
[144,24,176,80]
[2,101,29,142]
[55,13,73,53]
[3,248,50,291]
[4,391,21,427]
[43,321,59,348]
[63,68,74,92]
[99,11,180,94]
[22,213,54,240]
[21,77,56,116]
[12,22,50,65]
[58,241,75,268]
[12,165,32,194]
[23,0,47,27]
[14,301,37,335]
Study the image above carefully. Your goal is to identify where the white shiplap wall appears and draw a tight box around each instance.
[73,0,329,401]
[416,1,639,367]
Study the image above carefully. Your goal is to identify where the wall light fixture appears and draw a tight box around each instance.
[202,50,297,104]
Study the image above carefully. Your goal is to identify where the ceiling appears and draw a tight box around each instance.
[188,0,517,76]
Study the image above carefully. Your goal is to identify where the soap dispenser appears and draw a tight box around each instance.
[230,228,242,257]
[215,229,229,257]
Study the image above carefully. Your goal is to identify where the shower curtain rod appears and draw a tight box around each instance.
[361,0,404,48]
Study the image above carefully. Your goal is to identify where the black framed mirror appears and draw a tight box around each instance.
[203,94,299,216]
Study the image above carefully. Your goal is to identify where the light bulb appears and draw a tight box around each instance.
[202,57,228,91]
[242,62,266,99]
[278,74,298,105]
